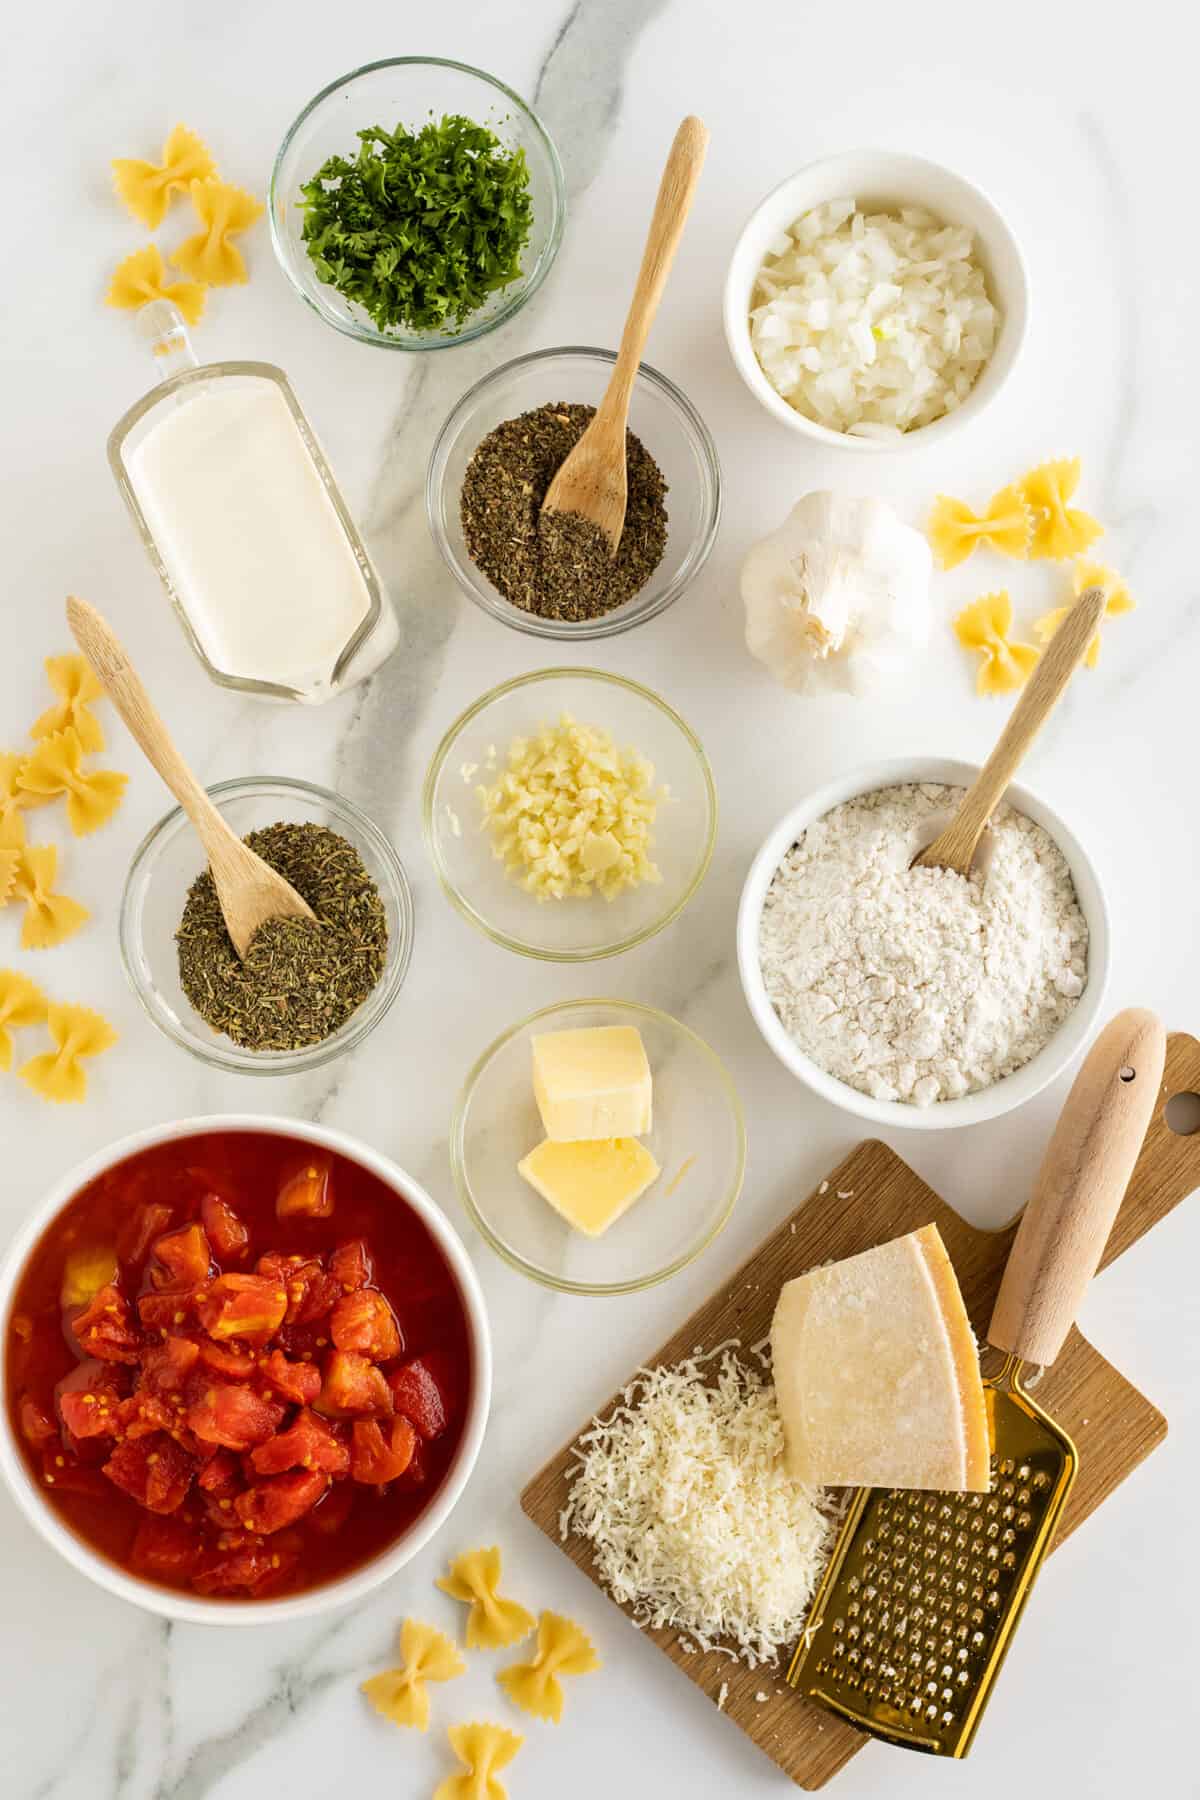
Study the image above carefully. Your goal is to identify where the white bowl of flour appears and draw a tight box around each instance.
[737,758,1110,1129]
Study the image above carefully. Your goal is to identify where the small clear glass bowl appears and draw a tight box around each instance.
[452,999,746,1295]
[423,668,717,961]
[120,777,414,1075]
[426,347,722,638]
[269,57,566,351]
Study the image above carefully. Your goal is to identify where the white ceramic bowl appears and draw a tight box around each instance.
[723,150,1030,451]
[737,758,1110,1130]
[0,1117,491,1625]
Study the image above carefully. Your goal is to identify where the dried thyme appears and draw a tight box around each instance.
[460,401,669,621]
[176,822,387,1052]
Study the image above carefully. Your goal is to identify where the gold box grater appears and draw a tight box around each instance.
[788,1008,1166,1759]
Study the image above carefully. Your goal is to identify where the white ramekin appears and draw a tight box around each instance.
[0,1116,491,1625]
[736,757,1110,1130]
[723,150,1030,451]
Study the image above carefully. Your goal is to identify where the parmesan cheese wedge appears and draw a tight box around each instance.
[770,1224,990,1492]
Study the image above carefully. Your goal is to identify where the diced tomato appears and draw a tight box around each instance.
[18,1395,59,1448]
[235,1467,328,1534]
[196,1274,287,1345]
[350,1415,416,1485]
[150,1224,213,1290]
[117,1202,174,1269]
[192,1534,283,1596]
[103,1433,194,1514]
[196,1339,256,1379]
[72,1283,140,1364]
[131,1513,202,1581]
[250,1408,349,1479]
[138,1289,198,1332]
[317,1349,393,1418]
[257,1254,341,1325]
[387,1355,452,1440]
[187,1383,283,1452]
[196,1449,241,1498]
[200,1192,250,1261]
[258,1348,322,1406]
[275,1154,333,1220]
[41,1449,110,1500]
[138,1336,200,1397]
[116,1393,179,1441]
[59,1387,122,1441]
[330,1239,372,1291]
[330,1288,402,1361]
[309,1480,356,1536]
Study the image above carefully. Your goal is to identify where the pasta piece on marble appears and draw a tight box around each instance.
[112,123,217,229]
[435,1722,523,1800]
[497,1612,601,1724]
[171,179,263,286]
[20,1003,116,1103]
[0,969,48,1070]
[0,847,17,905]
[1,752,53,845]
[361,1619,466,1732]
[926,483,1033,570]
[1019,458,1103,560]
[107,246,206,327]
[17,729,128,837]
[1034,559,1136,668]
[11,845,89,950]
[32,654,106,753]
[436,1548,534,1651]
[954,591,1040,696]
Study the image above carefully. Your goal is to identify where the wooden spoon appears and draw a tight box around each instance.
[540,114,709,553]
[913,584,1108,878]
[67,595,315,956]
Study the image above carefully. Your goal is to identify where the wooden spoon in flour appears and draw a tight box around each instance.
[67,595,316,956]
[913,584,1108,879]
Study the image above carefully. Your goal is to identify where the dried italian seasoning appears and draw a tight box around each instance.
[176,822,387,1052]
[460,401,669,621]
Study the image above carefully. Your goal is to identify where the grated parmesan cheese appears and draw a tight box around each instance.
[561,1347,832,1668]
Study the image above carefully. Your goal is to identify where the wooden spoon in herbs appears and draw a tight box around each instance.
[541,114,709,556]
[66,595,316,957]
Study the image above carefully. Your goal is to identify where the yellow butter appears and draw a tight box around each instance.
[517,1137,661,1237]
[532,1025,652,1141]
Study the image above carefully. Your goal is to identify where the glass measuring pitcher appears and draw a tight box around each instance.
[108,302,398,704]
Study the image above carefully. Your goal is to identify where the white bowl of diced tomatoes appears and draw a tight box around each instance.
[0,1116,491,1623]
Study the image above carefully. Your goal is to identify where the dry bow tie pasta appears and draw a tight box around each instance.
[361,1619,466,1732]
[10,844,89,950]
[32,655,106,753]
[438,1546,535,1651]
[18,1002,117,1104]
[112,123,217,229]
[17,727,127,837]
[106,243,207,325]
[926,484,1033,570]
[954,592,1040,696]
[497,1612,601,1724]
[1020,458,1103,560]
[0,969,47,1068]
[1035,559,1136,666]
[171,179,264,287]
[436,1722,523,1800]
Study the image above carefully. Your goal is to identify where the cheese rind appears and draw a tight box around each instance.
[531,1026,652,1141]
[770,1223,990,1493]
[517,1137,660,1237]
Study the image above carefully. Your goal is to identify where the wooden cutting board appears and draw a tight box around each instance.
[522,1032,1200,1789]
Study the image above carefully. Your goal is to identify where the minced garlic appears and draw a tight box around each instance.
[475,713,665,901]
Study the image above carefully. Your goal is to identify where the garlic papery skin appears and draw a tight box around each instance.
[741,492,933,696]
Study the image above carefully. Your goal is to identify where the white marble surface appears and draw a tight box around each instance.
[2,2,1197,1795]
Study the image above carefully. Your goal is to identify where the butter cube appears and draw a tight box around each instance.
[531,1026,653,1141]
[517,1138,661,1237]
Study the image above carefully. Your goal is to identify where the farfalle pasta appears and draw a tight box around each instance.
[1034,559,1135,668]
[17,728,127,837]
[112,123,217,230]
[0,969,46,1069]
[497,1612,601,1724]
[32,655,106,754]
[435,1722,523,1800]
[0,847,17,905]
[19,1003,117,1104]
[1019,458,1103,561]
[437,1547,534,1651]
[926,484,1032,570]
[11,845,89,950]
[361,1620,465,1732]
[954,591,1040,695]
[171,179,263,287]
[107,245,207,327]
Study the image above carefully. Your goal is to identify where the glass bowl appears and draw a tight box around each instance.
[269,57,566,351]
[120,777,414,1075]
[423,669,717,960]
[426,347,722,638]
[452,1000,746,1294]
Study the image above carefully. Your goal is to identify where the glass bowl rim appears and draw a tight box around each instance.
[425,344,724,639]
[268,55,567,352]
[120,774,414,1075]
[422,666,718,961]
[450,996,747,1294]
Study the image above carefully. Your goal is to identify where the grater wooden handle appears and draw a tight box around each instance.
[988,1008,1166,1367]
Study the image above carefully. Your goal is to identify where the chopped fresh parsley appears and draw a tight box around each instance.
[299,113,534,335]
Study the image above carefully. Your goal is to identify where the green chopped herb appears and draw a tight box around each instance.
[299,113,534,335]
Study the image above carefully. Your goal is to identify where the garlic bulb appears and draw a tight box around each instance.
[741,492,932,696]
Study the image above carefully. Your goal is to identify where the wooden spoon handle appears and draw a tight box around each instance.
[600,115,709,419]
[988,1008,1166,1366]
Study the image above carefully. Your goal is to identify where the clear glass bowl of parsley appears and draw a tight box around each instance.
[270,57,566,350]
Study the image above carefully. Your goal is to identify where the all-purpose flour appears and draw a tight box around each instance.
[759,783,1088,1106]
